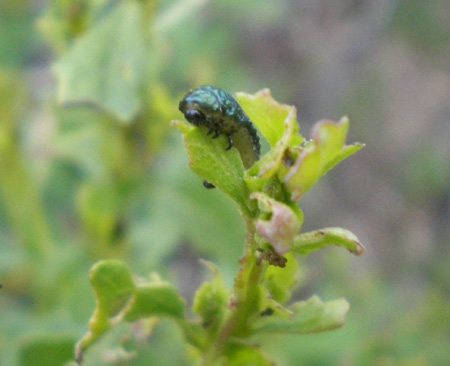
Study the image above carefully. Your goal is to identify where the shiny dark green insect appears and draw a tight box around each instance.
[179,86,261,171]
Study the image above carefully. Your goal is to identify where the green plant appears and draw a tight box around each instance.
[76,88,365,365]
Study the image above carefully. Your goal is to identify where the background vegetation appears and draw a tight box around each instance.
[0,0,449,365]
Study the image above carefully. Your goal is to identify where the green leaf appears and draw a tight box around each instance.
[172,120,249,213]
[54,1,147,122]
[264,252,299,304]
[283,117,364,200]
[124,281,186,322]
[248,104,304,180]
[76,260,135,358]
[235,89,303,148]
[192,261,230,333]
[292,227,366,256]
[89,260,135,316]
[77,260,187,360]
[251,295,349,334]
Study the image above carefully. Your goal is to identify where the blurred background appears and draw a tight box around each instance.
[0,0,449,365]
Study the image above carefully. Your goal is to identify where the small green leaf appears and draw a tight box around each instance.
[192,261,230,333]
[248,105,304,180]
[264,252,299,304]
[77,261,187,360]
[124,282,186,322]
[89,260,135,316]
[235,89,303,147]
[172,120,249,213]
[292,227,366,256]
[76,260,135,358]
[251,192,302,254]
[54,1,147,122]
[283,117,364,200]
[251,295,349,334]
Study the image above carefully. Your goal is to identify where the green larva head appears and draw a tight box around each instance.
[179,86,222,127]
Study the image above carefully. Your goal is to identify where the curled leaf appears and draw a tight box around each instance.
[251,295,349,335]
[292,227,366,256]
[235,89,303,147]
[76,260,136,361]
[250,106,303,179]
[251,192,302,254]
[76,260,187,362]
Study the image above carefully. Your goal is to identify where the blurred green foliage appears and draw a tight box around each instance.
[0,0,449,365]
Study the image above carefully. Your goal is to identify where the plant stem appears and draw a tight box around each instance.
[202,219,267,365]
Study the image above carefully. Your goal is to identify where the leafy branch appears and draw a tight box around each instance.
[76,88,364,365]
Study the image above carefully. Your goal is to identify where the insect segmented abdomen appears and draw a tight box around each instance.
[179,86,260,169]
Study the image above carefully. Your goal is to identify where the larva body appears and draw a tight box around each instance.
[179,86,260,169]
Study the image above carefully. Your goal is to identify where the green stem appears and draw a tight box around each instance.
[202,219,267,365]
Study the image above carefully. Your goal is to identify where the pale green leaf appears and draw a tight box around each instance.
[249,106,304,180]
[124,282,186,322]
[236,89,303,147]
[292,227,366,256]
[54,2,147,121]
[252,296,349,334]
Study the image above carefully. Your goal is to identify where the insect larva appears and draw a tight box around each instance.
[179,86,260,170]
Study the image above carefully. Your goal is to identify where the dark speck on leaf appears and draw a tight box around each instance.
[260,308,274,316]
[203,180,216,189]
